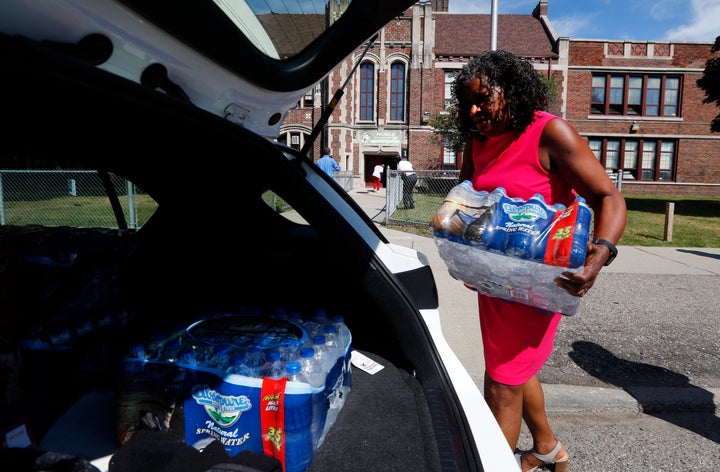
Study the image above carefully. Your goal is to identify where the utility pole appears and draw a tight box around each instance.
[490,0,498,50]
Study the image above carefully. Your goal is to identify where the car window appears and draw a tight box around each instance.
[215,0,345,59]
[0,168,157,229]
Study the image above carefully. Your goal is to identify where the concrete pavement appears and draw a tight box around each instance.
[345,182,720,414]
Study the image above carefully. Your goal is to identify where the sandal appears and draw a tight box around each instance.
[520,441,569,472]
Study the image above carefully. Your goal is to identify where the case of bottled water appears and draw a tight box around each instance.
[116,311,352,472]
[431,182,592,316]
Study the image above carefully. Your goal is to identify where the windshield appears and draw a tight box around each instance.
[214,0,349,59]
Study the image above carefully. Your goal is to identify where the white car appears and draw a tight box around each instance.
[0,1,516,471]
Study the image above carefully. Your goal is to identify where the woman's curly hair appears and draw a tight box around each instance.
[452,50,549,140]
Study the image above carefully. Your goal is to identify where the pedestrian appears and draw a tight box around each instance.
[452,50,627,472]
[371,163,384,191]
[397,156,417,209]
[317,147,340,177]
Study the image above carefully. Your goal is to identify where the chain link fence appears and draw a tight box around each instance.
[0,170,156,229]
[385,169,460,228]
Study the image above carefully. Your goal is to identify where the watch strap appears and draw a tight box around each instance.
[592,238,617,266]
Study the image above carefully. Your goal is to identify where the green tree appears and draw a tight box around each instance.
[697,36,720,133]
[427,108,464,159]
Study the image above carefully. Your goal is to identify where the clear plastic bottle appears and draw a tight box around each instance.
[259,350,285,379]
[298,347,324,389]
[212,345,232,371]
[298,347,327,452]
[244,346,265,378]
[323,324,341,366]
[312,335,330,373]
[330,315,351,353]
[569,197,592,268]
[228,351,253,377]
[285,361,307,384]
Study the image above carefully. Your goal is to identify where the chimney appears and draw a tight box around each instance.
[533,0,548,18]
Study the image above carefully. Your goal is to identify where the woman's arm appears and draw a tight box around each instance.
[458,139,474,183]
[539,118,627,295]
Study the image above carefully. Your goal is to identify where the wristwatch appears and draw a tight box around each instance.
[592,238,618,266]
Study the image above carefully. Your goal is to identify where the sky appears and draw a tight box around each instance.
[448,0,719,43]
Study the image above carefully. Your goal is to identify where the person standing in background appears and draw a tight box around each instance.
[453,50,626,472]
[317,147,341,178]
[371,163,384,191]
[397,156,417,209]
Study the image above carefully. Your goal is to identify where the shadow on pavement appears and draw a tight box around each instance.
[569,340,720,443]
[676,248,720,260]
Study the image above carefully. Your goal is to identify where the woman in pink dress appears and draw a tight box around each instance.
[453,50,627,471]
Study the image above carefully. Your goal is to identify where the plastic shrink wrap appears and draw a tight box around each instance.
[430,181,592,316]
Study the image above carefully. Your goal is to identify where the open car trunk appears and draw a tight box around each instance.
[0,32,483,471]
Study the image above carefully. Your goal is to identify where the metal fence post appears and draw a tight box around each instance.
[0,172,5,226]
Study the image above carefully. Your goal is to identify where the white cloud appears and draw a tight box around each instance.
[448,0,489,14]
[549,14,597,39]
[665,0,720,41]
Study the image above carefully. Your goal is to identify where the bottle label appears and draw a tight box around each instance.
[261,377,288,469]
[542,200,591,268]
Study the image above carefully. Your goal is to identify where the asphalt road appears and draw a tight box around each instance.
[349,184,720,471]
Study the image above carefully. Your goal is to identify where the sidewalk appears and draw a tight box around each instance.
[345,183,720,414]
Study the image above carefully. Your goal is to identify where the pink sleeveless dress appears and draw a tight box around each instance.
[469,111,576,385]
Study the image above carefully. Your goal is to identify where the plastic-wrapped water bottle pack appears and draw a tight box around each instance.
[431,181,592,316]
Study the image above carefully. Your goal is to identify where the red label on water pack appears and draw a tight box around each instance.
[261,377,288,470]
[543,202,580,267]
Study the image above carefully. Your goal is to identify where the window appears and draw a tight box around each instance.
[591,73,681,117]
[588,137,676,181]
[303,87,314,108]
[278,131,306,151]
[390,62,405,122]
[360,62,375,121]
[443,146,457,169]
[444,71,457,109]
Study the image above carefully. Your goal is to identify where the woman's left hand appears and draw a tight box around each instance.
[555,241,609,297]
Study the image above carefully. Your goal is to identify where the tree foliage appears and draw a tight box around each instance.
[696,36,720,133]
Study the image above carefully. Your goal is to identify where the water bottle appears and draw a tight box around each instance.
[312,335,330,372]
[259,350,285,379]
[330,316,351,353]
[244,346,265,378]
[543,196,593,269]
[323,325,341,364]
[285,361,307,384]
[283,388,314,472]
[298,347,324,389]
[298,347,327,452]
[228,351,253,377]
[480,201,507,253]
[212,345,232,371]
[569,197,592,268]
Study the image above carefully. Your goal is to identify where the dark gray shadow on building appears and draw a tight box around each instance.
[569,340,719,443]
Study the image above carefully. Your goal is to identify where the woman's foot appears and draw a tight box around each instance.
[520,441,568,472]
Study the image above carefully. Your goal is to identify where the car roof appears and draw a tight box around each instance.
[0,0,416,137]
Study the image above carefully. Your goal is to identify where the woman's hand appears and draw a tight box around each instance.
[555,241,610,297]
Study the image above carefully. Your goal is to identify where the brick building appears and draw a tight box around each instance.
[280,0,719,196]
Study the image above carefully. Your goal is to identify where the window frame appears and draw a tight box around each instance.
[359,62,375,122]
[588,137,677,181]
[389,62,406,122]
[590,73,682,117]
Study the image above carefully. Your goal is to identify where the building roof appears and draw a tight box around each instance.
[434,14,557,59]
